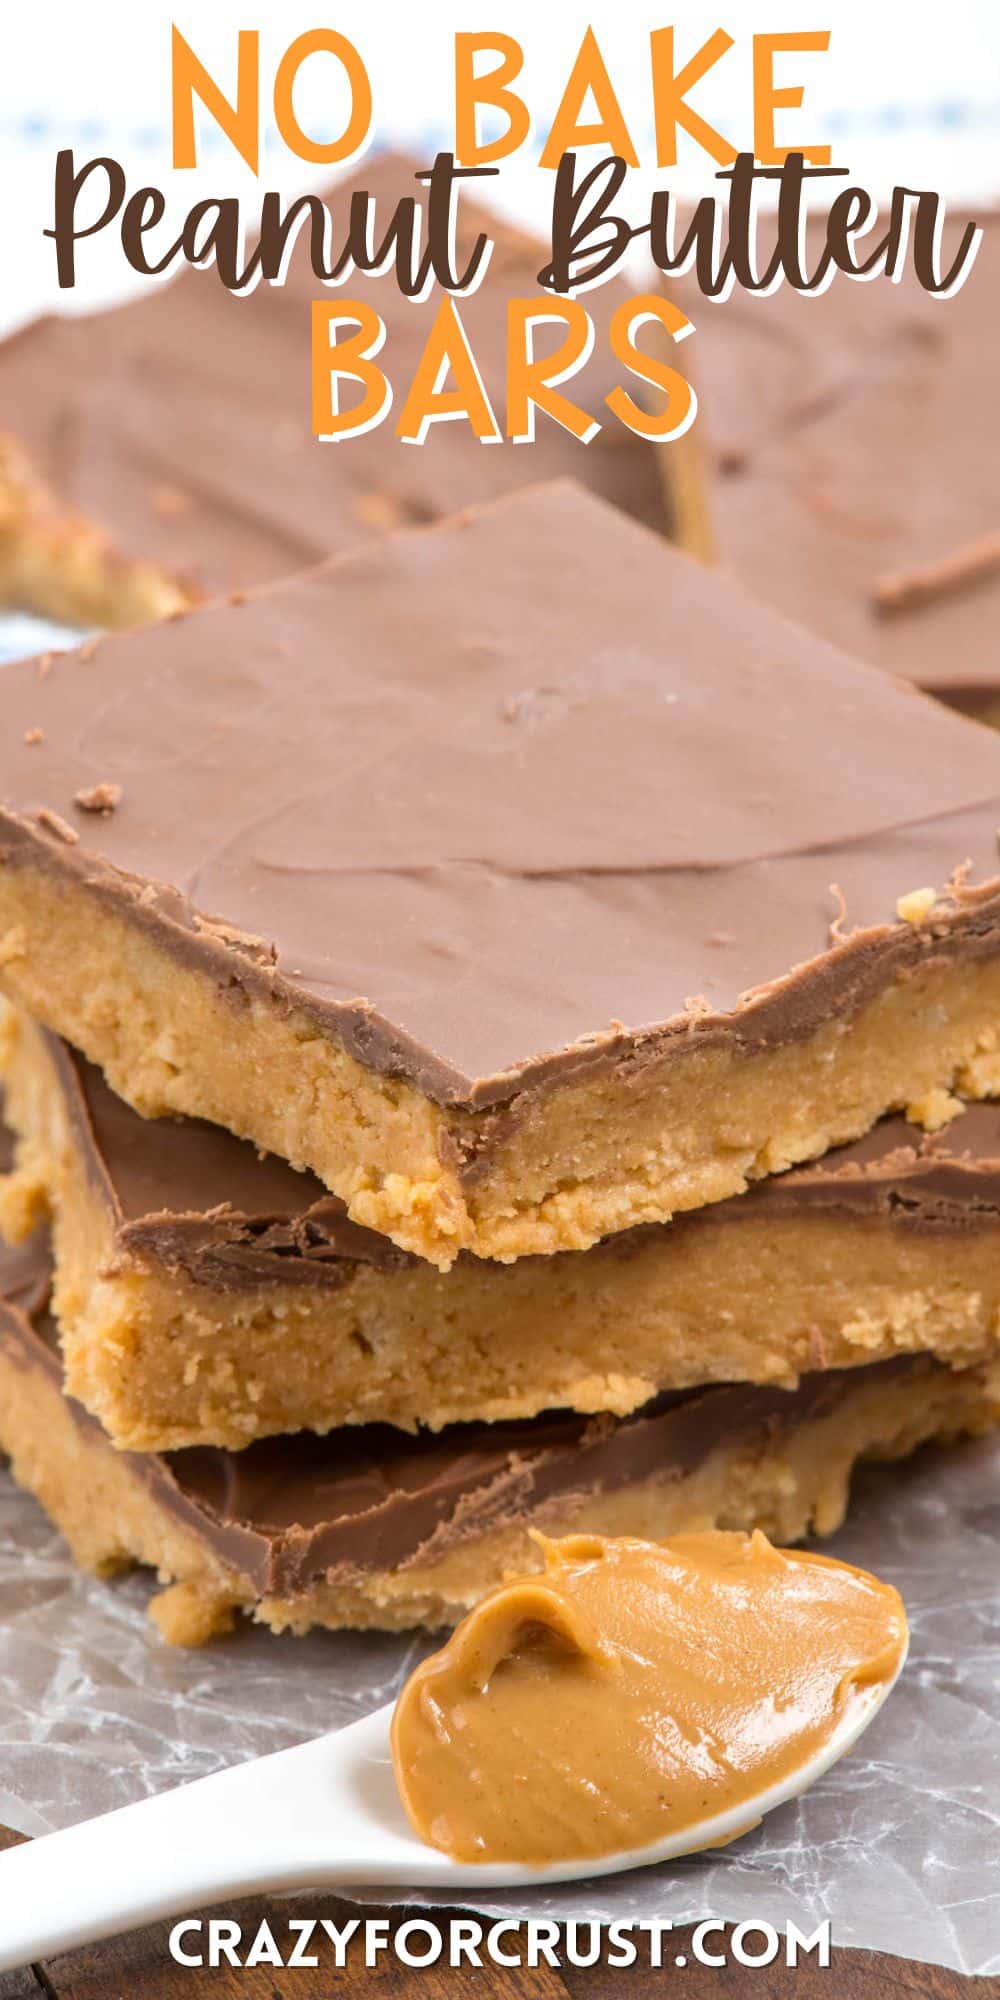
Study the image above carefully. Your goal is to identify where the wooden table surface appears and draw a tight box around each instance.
[1,1827,994,1998]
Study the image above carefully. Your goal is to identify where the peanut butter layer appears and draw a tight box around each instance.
[1,481,1000,1265]
[1,1226,996,1644]
[0,152,701,631]
[682,210,1000,697]
[4,1009,1000,1450]
[392,1530,907,1865]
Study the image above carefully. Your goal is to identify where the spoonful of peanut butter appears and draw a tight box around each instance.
[392,1528,908,1867]
[0,1528,910,1970]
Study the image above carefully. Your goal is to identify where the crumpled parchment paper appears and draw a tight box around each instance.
[0,1431,997,1975]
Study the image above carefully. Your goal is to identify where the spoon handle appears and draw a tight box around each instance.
[0,1710,424,1974]
[0,1749,300,1970]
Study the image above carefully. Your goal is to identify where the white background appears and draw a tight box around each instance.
[0,9,999,1975]
[1,0,998,332]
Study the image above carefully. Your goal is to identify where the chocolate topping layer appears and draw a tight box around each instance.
[47,1033,406,1283]
[0,1225,931,1594]
[753,1105,1000,1224]
[685,211,1000,691]
[38,1030,1000,1290]
[1,480,999,1107]
[0,152,673,601]
[0,1129,49,1318]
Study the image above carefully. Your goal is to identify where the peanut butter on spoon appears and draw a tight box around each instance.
[391,1529,907,1867]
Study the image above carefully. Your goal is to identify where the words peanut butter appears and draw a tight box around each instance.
[391,1529,907,1866]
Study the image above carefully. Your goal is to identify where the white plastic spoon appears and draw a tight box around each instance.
[0,1639,905,1974]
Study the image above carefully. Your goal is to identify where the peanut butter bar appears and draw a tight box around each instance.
[0,152,705,631]
[683,210,1000,712]
[1,1226,996,1643]
[3,1007,1000,1451]
[1,481,1000,1266]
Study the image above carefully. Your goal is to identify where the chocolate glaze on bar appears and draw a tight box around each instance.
[754,1106,1000,1225]
[0,152,673,601]
[0,1130,49,1318]
[35,1030,1000,1292]
[1,482,1000,1112]
[43,1035,405,1283]
[0,1225,932,1593]
[685,211,1000,693]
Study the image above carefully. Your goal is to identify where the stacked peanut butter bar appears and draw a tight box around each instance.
[680,210,1000,722]
[0,150,707,633]
[0,479,999,1644]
